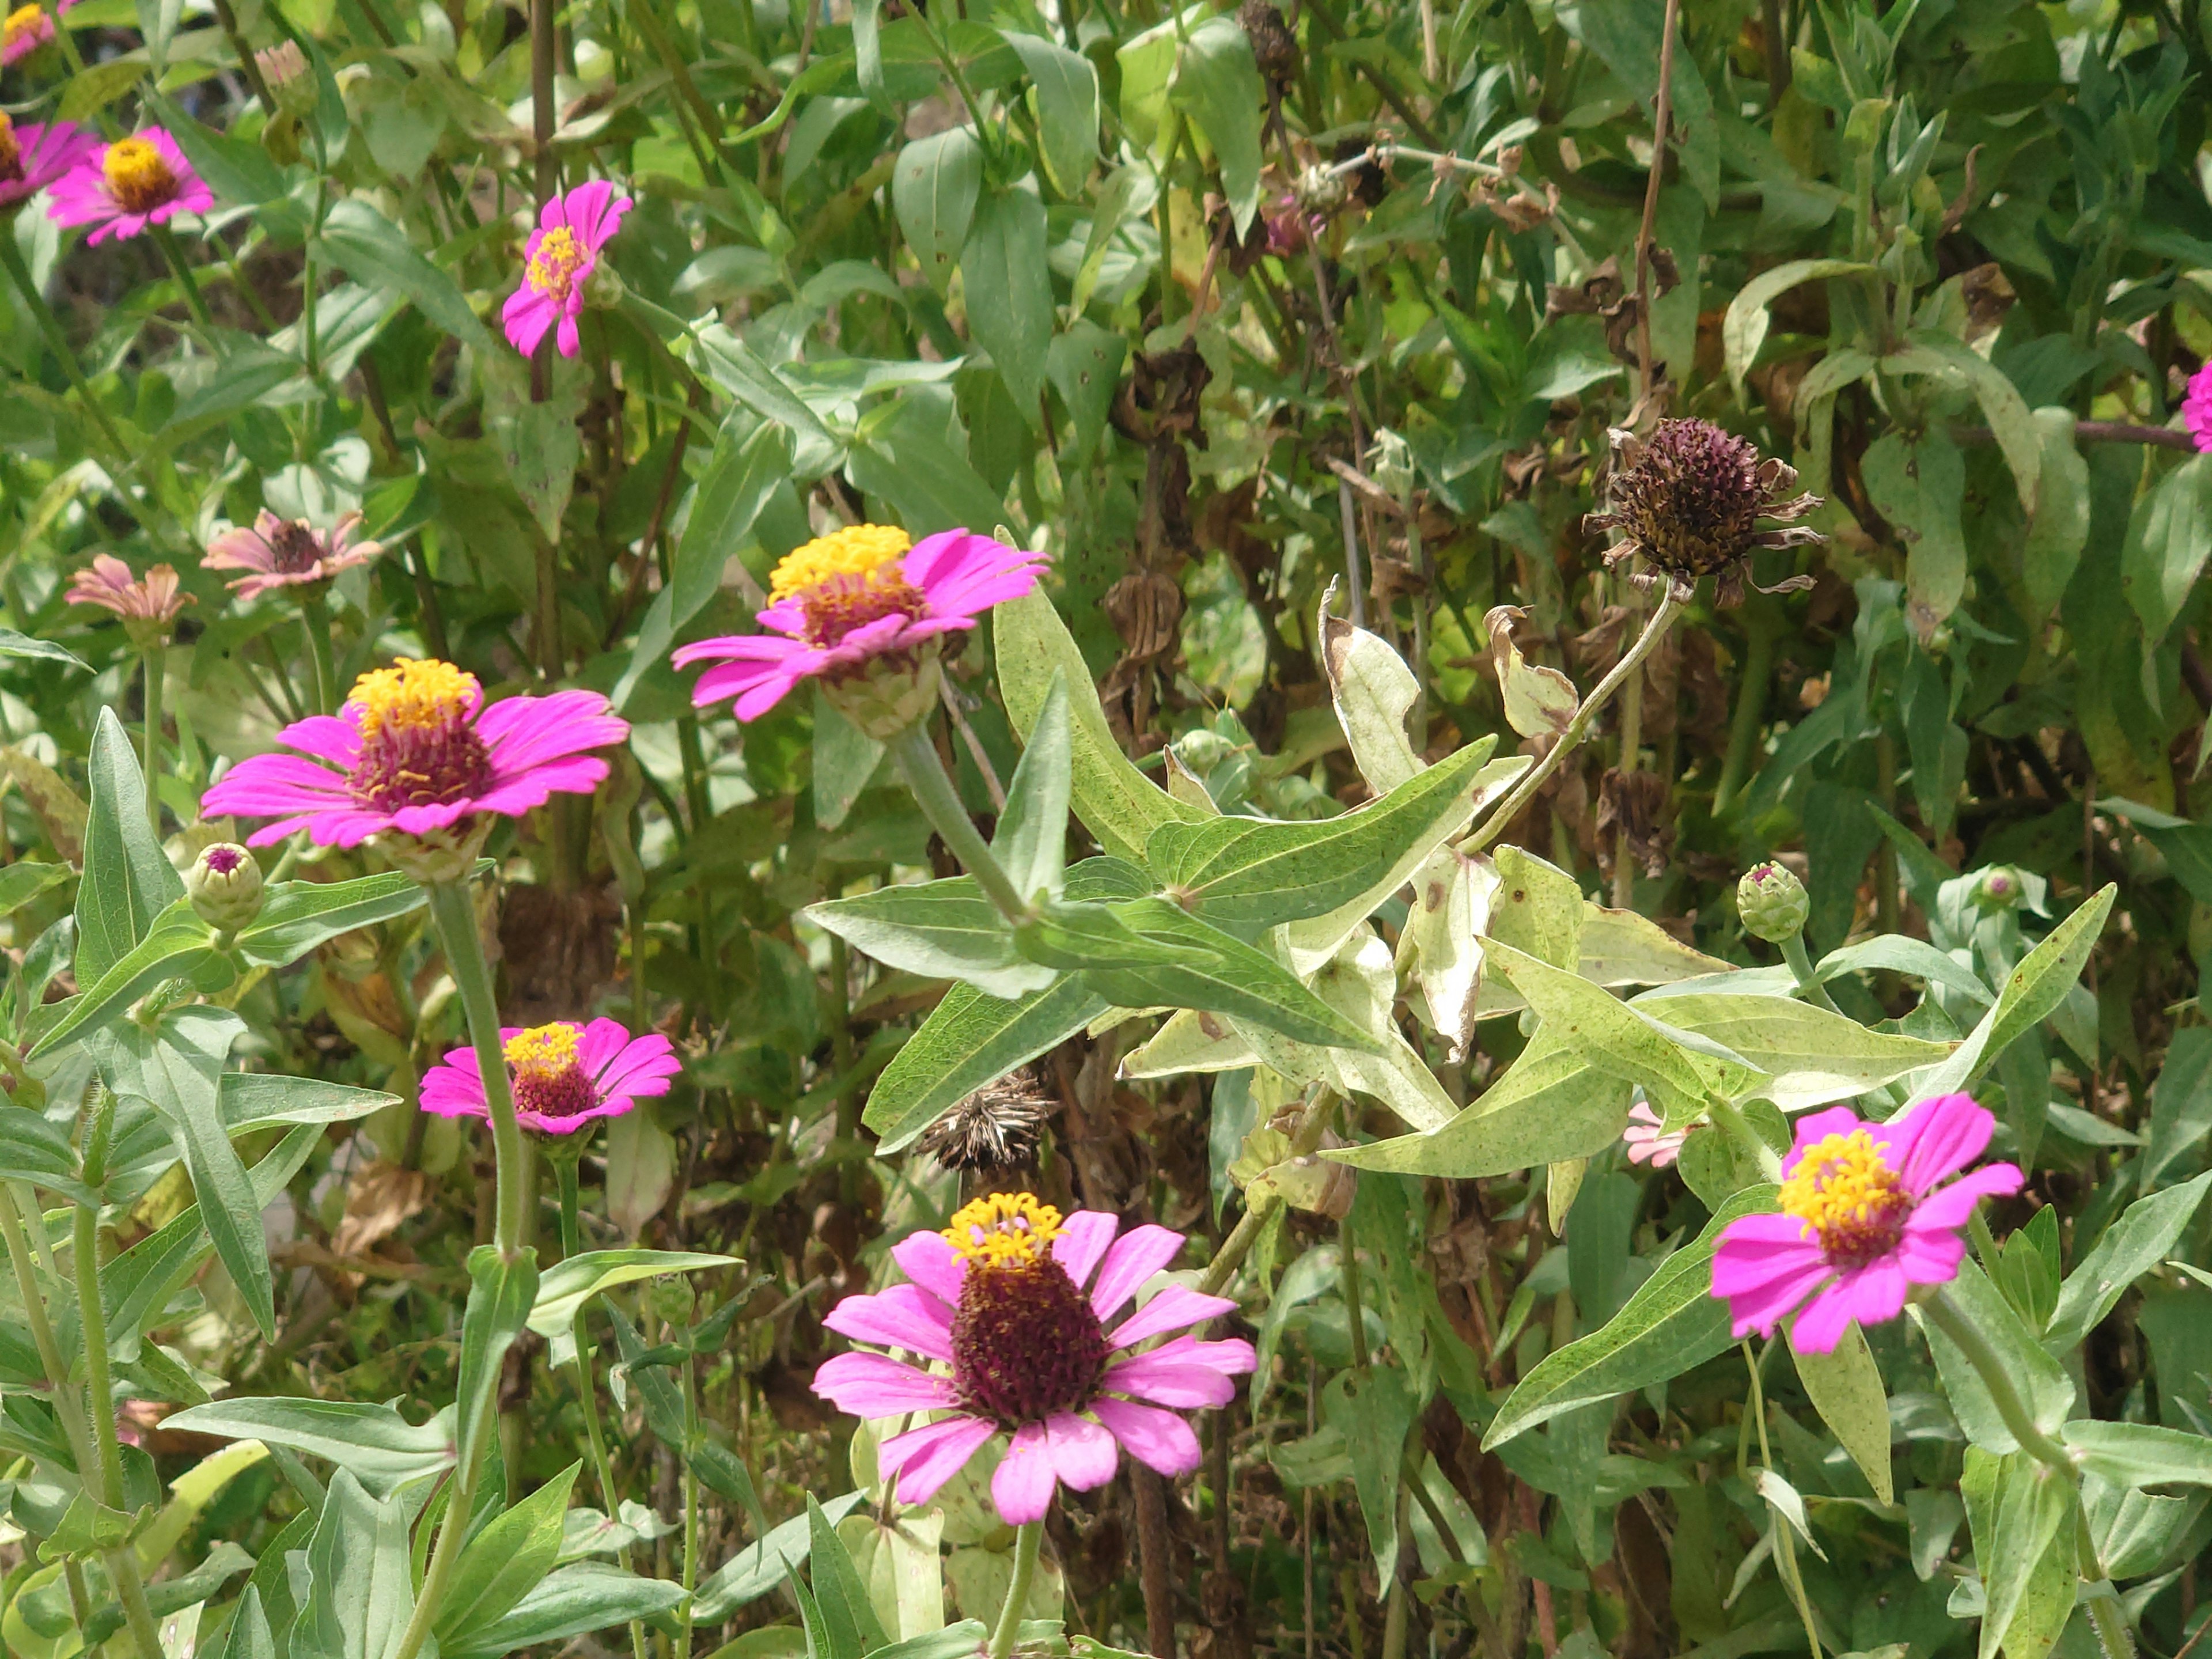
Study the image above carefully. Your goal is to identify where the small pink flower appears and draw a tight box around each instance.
[2,5,52,66]
[1710,1093,2022,1354]
[0,113,100,212]
[48,128,213,244]
[675,524,1046,724]
[1622,1100,1688,1168]
[67,554,193,641]
[813,1194,1256,1526]
[2186,360,2212,453]
[200,657,628,850]
[203,510,382,600]
[502,180,630,359]
[421,1018,678,1135]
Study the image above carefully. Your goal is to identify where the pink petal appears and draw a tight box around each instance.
[1089,1225,1185,1323]
[1904,1162,2024,1233]
[991,1421,1059,1524]
[821,1284,955,1362]
[812,1351,957,1416]
[1782,1106,1869,1177]
[1895,1225,1968,1286]
[892,1231,967,1306]
[1790,1256,1908,1353]
[1108,1286,1237,1350]
[1101,1353,1239,1410]
[1092,1398,1201,1478]
[1886,1094,1998,1194]
[881,1415,997,1508]
[1046,1412,1120,1491]
[1051,1212,1120,1292]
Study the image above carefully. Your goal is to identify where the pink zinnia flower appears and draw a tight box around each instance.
[421,1018,679,1135]
[1622,1099,1688,1168]
[2,5,52,65]
[203,510,382,600]
[67,554,193,643]
[2186,361,2212,453]
[48,128,213,245]
[200,657,628,849]
[502,180,630,359]
[675,524,1047,724]
[1710,1093,2022,1354]
[813,1194,1256,1525]
[0,113,100,212]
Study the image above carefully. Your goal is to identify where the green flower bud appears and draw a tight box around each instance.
[649,1274,696,1328]
[188,843,264,933]
[1737,861,1809,944]
[1974,866,2025,913]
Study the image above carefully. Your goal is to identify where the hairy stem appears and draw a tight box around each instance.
[1922,1287,2077,1474]
[300,590,338,717]
[74,1202,166,1659]
[887,721,1032,925]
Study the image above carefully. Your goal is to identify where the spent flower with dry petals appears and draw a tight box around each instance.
[67,555,193,645]
[203,510,382,601]
[1586,418,1824,606]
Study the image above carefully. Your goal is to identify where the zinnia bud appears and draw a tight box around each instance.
[1975,866,2025,913]
[255,40,317,115]
[1737,861,1809,944]
[649,1274,696,1328]
[188,843,264,933]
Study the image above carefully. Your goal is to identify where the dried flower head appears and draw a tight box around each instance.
[1585,419,1823,606]
[918,1071,1050,1174]
[1238,0,1296,83]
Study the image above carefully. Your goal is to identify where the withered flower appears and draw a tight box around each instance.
[919,1070,1049,1175]
[1585,418,1823,605]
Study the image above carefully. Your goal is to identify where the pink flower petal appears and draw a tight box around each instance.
[812,1351,957,1416]
[1108,1286,1237,1350]
[1046,1412,1119,1491]
[892,1230,967,1306]
[1782,1106,1868,1177]
[822,1284,956,1362]
[992,1421,1059,1524]
[1051,1211,1119,1290]
[1092,1397,1201,1478]
[1102,1350,1241,1410]
[881,1415,997,1508]
[1089,1225,1185,1323]
[1904,1162,2022,1234]
[1885,1094,1997,1194]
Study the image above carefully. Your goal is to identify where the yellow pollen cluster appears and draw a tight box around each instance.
[102,137,176,211]
[0,112,18,179]
[347,658,480,742]
[527,226,586,300]
[944,1192,1063,1268]
[769,525,912,605]
[3,5,44,47]
[503,1022,582,1080]
[1780,1128,1905,1249]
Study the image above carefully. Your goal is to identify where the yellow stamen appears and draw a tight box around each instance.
[768,525,912,605]
[503,1022,582,1080]
[3,5,46,48]
[527,225,586,300]
[0,112,17,180]
[347,658,480,743]
[102,137,177,214]
[1779,1128,1907,1253]
[944,1192,1063,1269]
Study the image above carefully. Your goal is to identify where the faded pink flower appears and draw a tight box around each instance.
[0,113,100,212]
[1622,1100,1688,1168]
[502,180,630,359]
[48,128,214,244]
[204,510,382,600]
[421,1018,679,1135]
[67,555,193,640]
[2,5,52,65]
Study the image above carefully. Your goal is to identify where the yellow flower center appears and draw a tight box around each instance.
[1779,1128,1911,1267]
[3,5,45,48]
[0,112,18,183]
[347,658,480,744]
[503,1022,582,1080]
[102,137,178,216]
[944,1192,1063,1270]
[770,525,912,605]
[527,225,586,301]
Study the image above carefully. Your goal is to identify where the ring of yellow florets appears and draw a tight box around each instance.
[345,658,493,814]
[103,137,179,216]
[3,6,48,56]
[942,1192,1109,1427]
[502,1021,597,1122]
[770,525,928,652]
[0,113,19,185]
[527,225,587,303]
[1779,1129,1910,1268]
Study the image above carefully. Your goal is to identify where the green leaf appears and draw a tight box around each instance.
[1628,993,1952,1110]
[863,976,1112,1154]
[456,1244,540,1473]
[960,179,1054,419]
[1789,1321,1893,1504]
[688,327,839,465]
[0,632,87,672]
[195,1579,276,1659]
[1321,615,1422,794]
[1970,1451,2075,1659]
[892,127,983,297]
[1916,886,2116,1097]
[1484,941,1724,1118]
[2044,1171,2212,1350]
[1482,844,1586,971]
[994,589,1205,863]
[1044,320,1126,465]
[1916,1260,2075,1455]
[234,869,439,967]
[847,423,1009,537]
[808,1495,891,1656]
[2022,406,2089,616]
[159,1397,456,1498]
[75,708,185,988]
[1323,1366,1415,1581]
[316,199,496,357]
[446,1562,690,1659]
[32,900,216,1058]
[853,0,889,109]
[1722,260,1877,389]
[437,1463,581,1647]
[991,671,1072,903]
[1897,330,2041,516]
[1005,31,1100,194]
[1168,16,1264,233]
[1484,1185,1781,1446]
[150,94,287,207]
[290,1471,419,1659]
[2062,1419,2212,1489]
[1146,740,1503,930]
[806,877,1052,1001]
[691,1493,870,1624]
[2122,451,2212,643]
[1862,427,1967,640]
[527,1249,738,1341]
[1816,934,1991,1004]
[507,400,582,541]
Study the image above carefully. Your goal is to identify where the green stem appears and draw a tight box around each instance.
[1779,932,1844,1016]
[425,880,528,1257]
[300,590,338,717]
[1922,1287,2078,1474]
[2077,1510,2135,1659]
[73,1202,165,1659]
[0,230,134,463]
[1199,1086,1334,1296]
[679,1357,700,1659]
[150,225,219,342]
[1714,612,1777,812]
[1466,592,1683,853]
[140,645,164,840]
[887,722,1032,925]
[987,1520,1044,1659]
[1707,1097,1784,1183]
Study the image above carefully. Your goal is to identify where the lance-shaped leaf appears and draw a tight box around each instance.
[437,1463,581,1650]
[806,877,1053,1001]
[1485,605,1576,739]
[32,900,217,1059]
[1962,1449,2076,1659]
[1914,1260,2074,1456]
[993,671,1074,903]
[1915,885,2116,1098]
[1627,992,1952,1110]
[0,1106,98,1205]
[75,708,185,988]
[1485,1185,1781,1446]
[448,1563,690,1659]
[1790,1321,1893,1503]
[1486,941,1733,1119]
[2044,1171,2212,1350]
[1147,740,1503,930]
[455,1244,539,1473]
[865,976,1112,1154]
[1322,612,1422,793]
[161,1398,456,1497]
[691,1492,870,1624]
[293,1469,421,1659]
[528,1249,738,1346]
[2062,1420,2212,1490]
[233,869,441,968]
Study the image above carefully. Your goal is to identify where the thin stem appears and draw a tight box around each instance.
[678,1357,700,1659]
[1714,615,1777,812]
[1610,598,1645,908]
[1632,0,1682,400]
[140,645,164,840]
[1708,1097,1784,1183]
[2078,1508,2135,1659]
[0,230,134,463]
[74,1202,165,1659]
[1779,933,1844,1016]
[0,1187,95,1470]
[1378,1478,1411,1659]
[887,721,1032,925]
[425,881,527,1256]
[210,0,275,112]
[150,225,219,341]
[1922,1287,2077,1474]
[300,590,338,717]
[1200,1088,1334,1296]
[1466,592,1684,853]
[989,1520,1046,1659]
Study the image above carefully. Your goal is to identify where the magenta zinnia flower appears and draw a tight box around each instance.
[200,657,628,850]
[421,1018,679,1135]
[2186,361,2212,453]
[675,525,1047,727]
[48,128,213,244]
[204,510,382,600]
[1710,1093,2022,1354]
[2,5,52,65]
[813,1194,1255,1525]
[0,113,99,212]
[1622,1099,1688,1168]
[502,180,630,359]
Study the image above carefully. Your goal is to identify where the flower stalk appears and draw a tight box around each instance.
[888,722,1033,925]
[299,590,338,717]
[141,643,164,838]
[988,1520,1045,1659]
[425,879,528,1257]
[70,1194,166,1659]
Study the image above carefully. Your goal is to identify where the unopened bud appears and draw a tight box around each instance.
[256,40,318,115]
[1975,866,2025,913]
[649,1274,696,1328]
[188,843,264,933]
[1737,861,1809,944]
[582,258,627,310]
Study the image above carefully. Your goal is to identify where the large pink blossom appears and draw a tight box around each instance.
[2186,360,2212,453]
[813,1195,1255,1525]
[1710,1093,2022,1354]
[421,1018,678,1135]
[502,180,630,359]
[47,128,213,244]
[675,525,1046,723]
[0,114,100,211]
[200,657,627,849]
